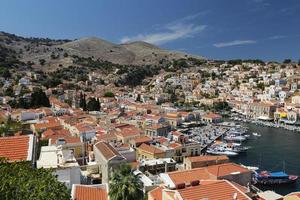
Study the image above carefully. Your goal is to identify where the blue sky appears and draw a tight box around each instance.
[0,0,299,61]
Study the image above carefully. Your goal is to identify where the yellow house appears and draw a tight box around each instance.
[164,113,182,128]
[115,127,142,144]
[136,143,165,161]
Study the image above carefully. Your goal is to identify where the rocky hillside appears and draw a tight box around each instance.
[0,31,205,71]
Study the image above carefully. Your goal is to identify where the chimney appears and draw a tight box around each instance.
[176,183,186,189]
[232,192,238,200]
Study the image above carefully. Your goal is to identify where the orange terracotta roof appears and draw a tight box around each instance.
[133,136,153,144]
[145,124,165,130]
[113,123,133,129]
[145,115,163,120]
[43,128,70,139]
[34,119,61,130]
[251,101,275,107]
[168,142,182,149]
[138,143,164,154]
[94,142,123,161]
[74,185,108,200]
[149,186,163,200]
[164,114,179,119]
[0,135,33,161]
[75,123,96,132]
[117,128,141,138]
[187,155,229,163]
[42,129,55,138]
[165,113,179,118]
[167,168,212,185]
[156,137,169,144]
[49,97,70,108]
[202,112,222,119]
[172,131,182,137]
[97,132,117,142]
[206,163,249,177]
[177,180,250,200]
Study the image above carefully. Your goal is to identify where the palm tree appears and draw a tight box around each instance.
[109,164,144,200]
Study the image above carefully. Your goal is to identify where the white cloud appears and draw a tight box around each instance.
[121,24,206,45]
[120,13,207,45]
[213,40,256,48]
[268,35,286,40]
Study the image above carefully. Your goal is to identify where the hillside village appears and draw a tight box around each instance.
[1,47,300,200]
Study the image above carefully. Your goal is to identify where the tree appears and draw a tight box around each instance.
[283,59,291,64]
[0,159,70,200]
[257,82,265,90]
[136,94,142,102]
[39,59,46,65]
[4,86,14,97]
[18,97,29,109]
[19,86,31,97]
[31,88,50,108]
[0,68,11,79]
[211,72,217,80]
[63,52,68,57]
[104,91,115,98]
[86,97,100,111]
[109,164,144,200]
[213,101,231,112]
[79,92,87,111]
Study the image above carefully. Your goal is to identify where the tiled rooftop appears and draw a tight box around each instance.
[94,141,123,161]
[167,168,212,185]
[0,135,34,161]
[138,143,164,154]
[148,186,163,200]
[177,180,250,200]
[187,155,229,163]
[74,185,108,200]
[205,162,249,177]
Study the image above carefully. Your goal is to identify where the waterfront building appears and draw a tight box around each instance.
[0,134,36,162]
[160,162,251,188]
[148,180,251,200]
[202,112,222,123]
[246,101,276,120]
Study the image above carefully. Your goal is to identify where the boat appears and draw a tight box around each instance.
[253,171,298,185]
[252,132,261,137]
[219,142,249,153]
[224,135,246,142]
[240,164,259,171]
[206,147,238,157]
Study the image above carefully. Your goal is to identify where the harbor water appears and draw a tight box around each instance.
[230,123,300,195]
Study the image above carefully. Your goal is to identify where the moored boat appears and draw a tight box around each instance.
[240,164,259,172]
[253,171,298,185]
[224,135,246,142]
[206,147,238,157]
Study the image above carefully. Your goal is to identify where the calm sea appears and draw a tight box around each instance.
[230,123,300,195]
